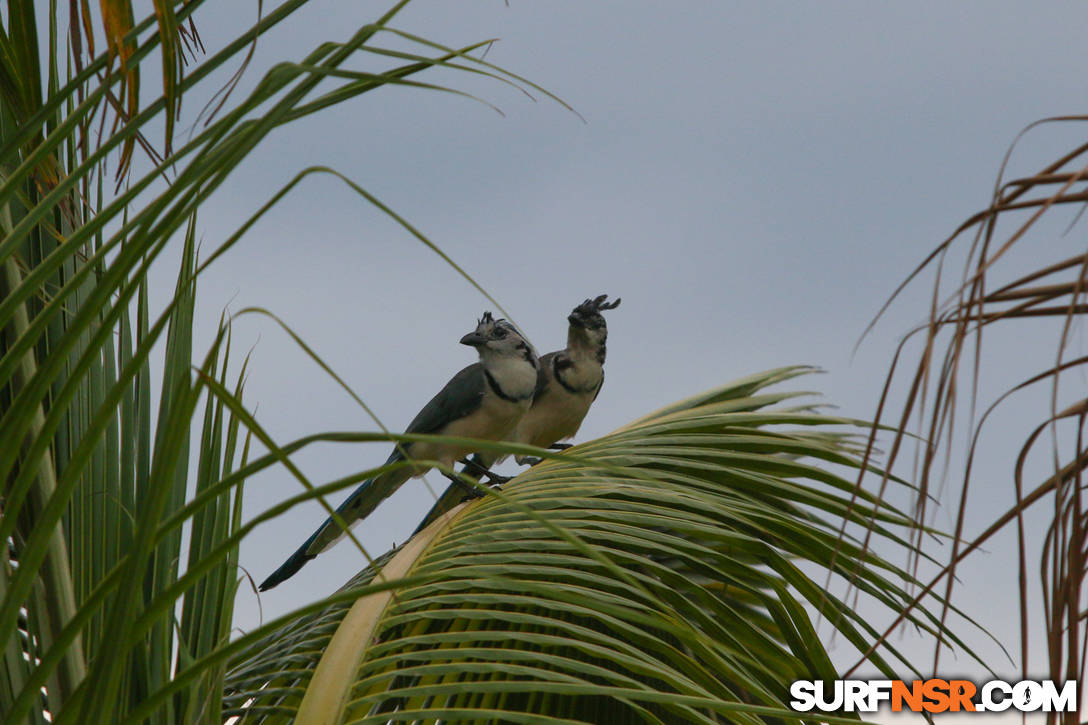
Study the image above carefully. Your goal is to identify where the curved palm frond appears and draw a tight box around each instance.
[226,367,973,724]
[0,1,570,722]
[863,116,1088,700]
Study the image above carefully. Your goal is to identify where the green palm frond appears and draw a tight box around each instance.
[2,1,991,722]
[0,1,570,722]
[225,367,971,724]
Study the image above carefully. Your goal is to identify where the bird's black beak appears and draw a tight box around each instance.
[460,332,487,347]
[567,313,585,328]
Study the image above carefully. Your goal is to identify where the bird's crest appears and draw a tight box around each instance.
[476,311,517,336]
[570,294,621,329]
[574,294,621,316]
[475,311,523,341]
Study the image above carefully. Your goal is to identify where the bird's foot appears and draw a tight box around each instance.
[520,456,543,467]
[458,457,510,486]
[460,484,486,500]
[450,476,505,503]
[548,442,573,451]
[444,466,483,498]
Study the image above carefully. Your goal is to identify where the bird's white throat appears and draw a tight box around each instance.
[481,352,538,400]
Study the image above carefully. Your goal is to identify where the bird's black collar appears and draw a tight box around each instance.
[552,355,602,395]
[485,369,531,403]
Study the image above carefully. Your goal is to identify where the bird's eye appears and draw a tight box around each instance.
[494,327,508,338]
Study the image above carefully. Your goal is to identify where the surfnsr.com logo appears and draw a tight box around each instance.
[790,680,1077,713]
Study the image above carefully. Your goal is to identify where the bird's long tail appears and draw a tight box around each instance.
[411,455,488,536]
[412,480,469,537]
[258,526,324,591]
[259,462,410,591]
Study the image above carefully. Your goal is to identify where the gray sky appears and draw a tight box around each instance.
[158,1,1088,714]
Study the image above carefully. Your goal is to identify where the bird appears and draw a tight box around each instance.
[412,294,620,535]
[509,294,620,463]
[259,312,538,591]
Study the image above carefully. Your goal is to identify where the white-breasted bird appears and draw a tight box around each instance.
[509,294,620,463]
[413,295,620,534]
[259,312,538,591]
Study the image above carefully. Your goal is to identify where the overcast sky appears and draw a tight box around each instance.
[152,2,1088,715]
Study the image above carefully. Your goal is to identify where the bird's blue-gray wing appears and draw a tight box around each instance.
[401,362,487,436]
[533,351,556,400]
[411,359,548,536]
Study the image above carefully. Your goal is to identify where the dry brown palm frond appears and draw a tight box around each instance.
[858,116,1088,724]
